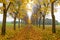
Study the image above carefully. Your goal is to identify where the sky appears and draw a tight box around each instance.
[0,3,60,22]
[0,14,19,22]
[46,5,60,22]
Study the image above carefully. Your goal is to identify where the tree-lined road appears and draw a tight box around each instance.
[10,25,42,40]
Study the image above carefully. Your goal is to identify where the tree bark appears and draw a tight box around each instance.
[43,15,45,29]
[38,17,40,27]
[14,14,16,30]
[35,19,36,25]
[51,3,56,33]
[18,18,20,28]
[39,16,41,27]
[1,3,6,35]
[38,17,39,27]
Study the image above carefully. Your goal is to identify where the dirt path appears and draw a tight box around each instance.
[10,25,42,40]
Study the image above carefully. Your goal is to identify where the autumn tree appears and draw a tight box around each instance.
[50,0,57,33]
[0,0,13,35]
[42,1,49,29]
[8,0,18,30]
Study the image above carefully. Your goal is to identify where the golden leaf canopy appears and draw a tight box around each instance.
[50,0,55,3]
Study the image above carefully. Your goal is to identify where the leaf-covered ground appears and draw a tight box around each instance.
[0,25,60,40]
[10,25,42,40]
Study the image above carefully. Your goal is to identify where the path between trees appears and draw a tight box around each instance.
[10,25,42,40]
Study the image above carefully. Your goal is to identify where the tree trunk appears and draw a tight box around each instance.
[38,17,39,27]
[39,16,41,27]
[1,2,11,35]
[43,15,45,29]
[38,17,40,27]
[14,14,16,30]
[51,3,56,33]
[35,19,36,25]
[1,3,6,35]
[18,18,20,28]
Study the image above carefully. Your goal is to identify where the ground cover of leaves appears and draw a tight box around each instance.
[0,25,60,40]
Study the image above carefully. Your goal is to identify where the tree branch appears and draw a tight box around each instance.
[6,2,11,11]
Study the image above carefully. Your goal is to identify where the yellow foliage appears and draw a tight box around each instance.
[43,0,49,4]
[17,9,26,19]
[20,0,23,2]
[40,7,45,11]
[0,0,7,4]
[40,2,44,5]
[33,14,37,18]
[20,4,27,10]
[50,0,55,3]
[0,6,5,11]
[0,10,2,14]
[33,0,38,4]
[9,0,14,2]
[9,0,16,4]
[0,0,2,2]
[20,0,29,3]
[58,1,60,5]
[20,15,23,19]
